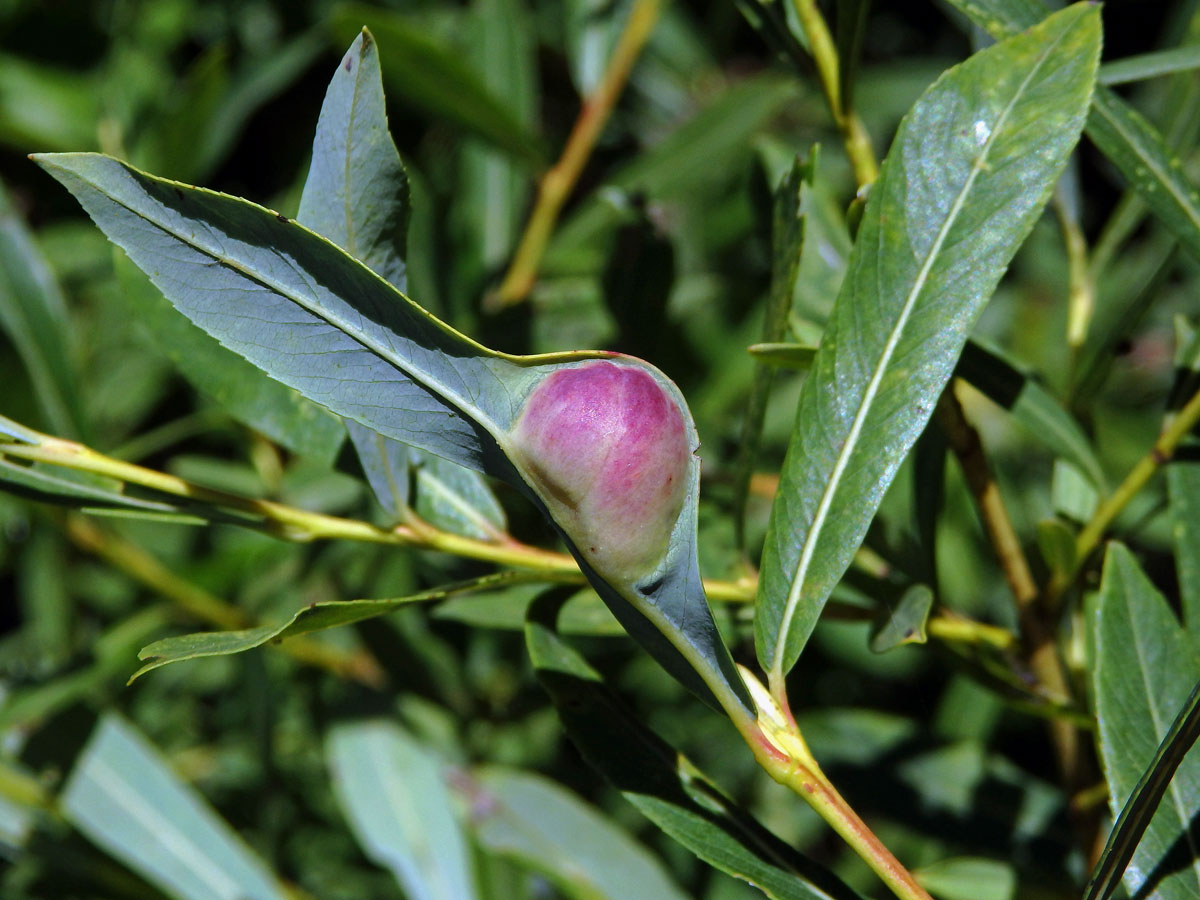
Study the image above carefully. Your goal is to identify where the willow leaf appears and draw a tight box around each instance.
[945,0,1200,272]
[755,4,1101,681]
[297,29,505,540]
[1092,544,1200,900]
[35,151,750,713]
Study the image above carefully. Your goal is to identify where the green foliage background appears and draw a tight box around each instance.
[1,2,1199,899]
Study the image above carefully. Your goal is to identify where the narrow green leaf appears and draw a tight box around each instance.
[0,412,42,444]
[1167,459,1200,632]
[345,419,410,517]
[414,453,507,541]
[1087,86,1200,267]
[296,29,422,519]
[1050,459,1098,522]
[1168,318,1200,633]
[0,178,86,438]
[1100,46,1200,86]
[131,572,540,680]
[0,456,213,519]
[36,151,752,716]
[1091,544,1200,900]
[326,720,479,900]
[329,4,544,166]
[756,4,1101,680]
[457,0,537,276]
[61,713,290,900]
[834,0,870,109]
[464,766,690,900]
[298,28,410,291]
[734,156,812,550]
[945,0,1200,275]
[869,584,933,653]
[956,340,1106,489]
[299,31,507,542]
[117,256,346,463]
[34,152,531,478]
[17,529,71,666]
[1035,517,1077,583]
[525,598,864,900]
[914,857,1015,900]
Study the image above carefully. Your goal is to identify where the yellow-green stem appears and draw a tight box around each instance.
[0,431,1016,654]
[787,765,933,900]
[490,0,662,307]
[1045,383,1200,606]
[789,0,878,190]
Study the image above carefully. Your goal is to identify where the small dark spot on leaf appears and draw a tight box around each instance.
[276,212,288,222]
[173,187,184,200]
[904,628,914,638]
[344,55,353,72]
[639,576,664,596]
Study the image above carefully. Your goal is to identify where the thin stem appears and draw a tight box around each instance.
[925,614,1014,650]
[936,383,1039,614]
[734,670,933,900]
[789,0,878,190]
[800,598,1016,650]
[1,435,578,572]
[1045,383,1200,606]
[1,428,1013,653]
[936,384,1080,783]
[800,769,933,900]
[489,0,662,308]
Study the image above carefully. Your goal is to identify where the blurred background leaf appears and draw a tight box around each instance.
[2,2,1200,898]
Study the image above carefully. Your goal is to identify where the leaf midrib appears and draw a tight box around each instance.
[769,21,1076,678]
[342,40,364,261]
[78,166,502,441]
[84,755,249,898]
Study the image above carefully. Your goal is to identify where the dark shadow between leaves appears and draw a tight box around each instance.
[526,589,863,900]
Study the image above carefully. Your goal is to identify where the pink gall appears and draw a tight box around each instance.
[510,361,691,584]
